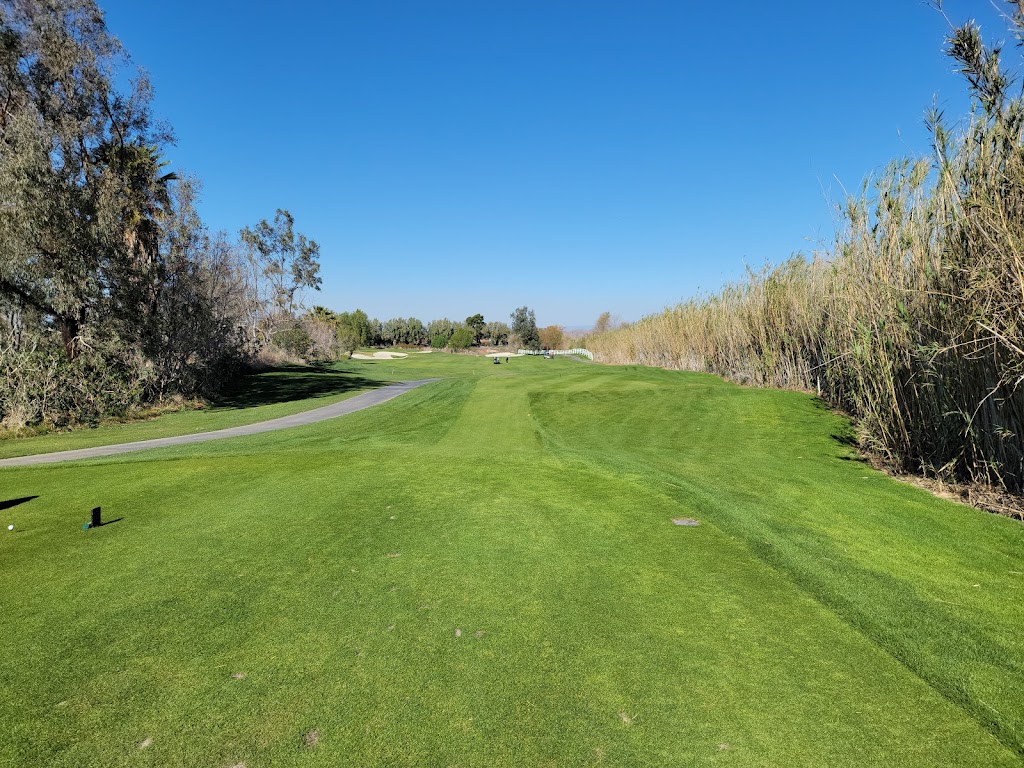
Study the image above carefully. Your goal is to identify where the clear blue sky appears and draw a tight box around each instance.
[101,0,1007,328]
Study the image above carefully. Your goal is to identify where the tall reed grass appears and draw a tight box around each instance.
[585,12,1024,493]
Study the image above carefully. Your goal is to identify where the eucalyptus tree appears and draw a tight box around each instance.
[0,0,173,360]
[239,209,321,342]
[408,318,428,346]
[484,320,510,346]
[335,308,372,346]
[427,318,457,346]
[0,0,252,428]
[383,316,424,346]
[143,177,250,396]
[368,317,383,346]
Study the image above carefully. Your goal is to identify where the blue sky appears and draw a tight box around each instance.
[102,0,1009,328]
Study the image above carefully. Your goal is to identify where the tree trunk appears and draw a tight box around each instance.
[58,313,81,360]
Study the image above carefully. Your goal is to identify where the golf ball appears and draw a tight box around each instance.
[7,525,13,531]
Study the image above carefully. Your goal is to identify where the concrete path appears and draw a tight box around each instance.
[0,378,438,468]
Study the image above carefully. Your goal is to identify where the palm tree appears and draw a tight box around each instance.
[97,140,178,271]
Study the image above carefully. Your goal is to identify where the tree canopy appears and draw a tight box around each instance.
[539,325,565,350]
[465,313,485,343]
[511,306,541,350]
[449,326,475,351]
[484,321,511,346]
[0,0,321,429]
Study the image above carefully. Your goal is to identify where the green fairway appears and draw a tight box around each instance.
[1,354,1022,766]
[0,362,411,460]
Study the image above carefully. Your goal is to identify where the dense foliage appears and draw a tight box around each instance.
[510,306,540,350]
[301,307,522,356]
[0,1,321,430]
[538,324,565,350]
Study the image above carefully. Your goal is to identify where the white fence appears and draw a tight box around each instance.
[518,348,594,360]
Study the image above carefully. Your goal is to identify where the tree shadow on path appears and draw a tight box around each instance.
[209,366,386,411]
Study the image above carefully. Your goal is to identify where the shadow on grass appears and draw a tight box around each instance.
[0,496,37,510]
[832,429,869,462]
[833,431,858,448]
[209,366,386,411]
[809,396,868,460]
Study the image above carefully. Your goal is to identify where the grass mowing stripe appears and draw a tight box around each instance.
[529,365,1024,757]
[0,355,1021,766]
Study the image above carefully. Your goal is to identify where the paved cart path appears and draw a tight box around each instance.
[0,378,438,467]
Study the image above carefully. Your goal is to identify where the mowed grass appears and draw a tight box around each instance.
[1,354,1022,766]
[0,362,407,459]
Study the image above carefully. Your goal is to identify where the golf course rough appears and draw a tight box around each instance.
[0,353,1022,767]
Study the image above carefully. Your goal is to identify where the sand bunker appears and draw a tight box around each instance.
[352,351,409,360]
[485,352,525,358]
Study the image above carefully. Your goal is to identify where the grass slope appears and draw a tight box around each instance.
[0,354,1021,766]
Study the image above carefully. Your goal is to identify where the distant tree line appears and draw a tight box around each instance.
[289,306,567,359]
[0,1,322,430]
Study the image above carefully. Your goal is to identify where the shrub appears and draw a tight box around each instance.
[449,327,475,351]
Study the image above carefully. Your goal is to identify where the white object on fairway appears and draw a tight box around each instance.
[7,524,13,531]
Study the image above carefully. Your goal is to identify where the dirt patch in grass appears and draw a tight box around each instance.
[672,517,700,526]
[845,439,1024,521]
[889,469,1024,521]
[303,729,321,748]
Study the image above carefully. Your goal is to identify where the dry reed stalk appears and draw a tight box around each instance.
[583,12,1024,494]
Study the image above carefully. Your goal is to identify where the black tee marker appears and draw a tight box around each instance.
[84,506,102,529]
